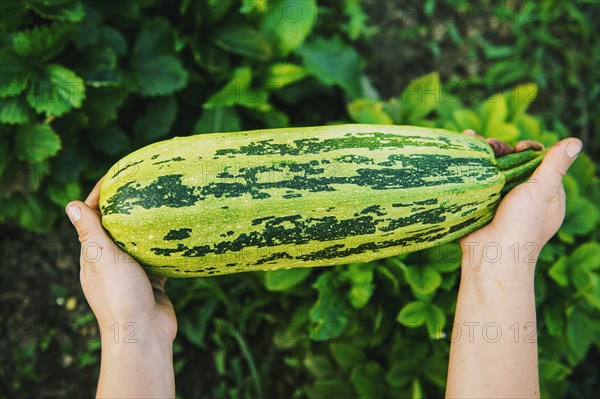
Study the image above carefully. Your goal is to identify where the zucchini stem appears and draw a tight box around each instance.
[500,149,547,195]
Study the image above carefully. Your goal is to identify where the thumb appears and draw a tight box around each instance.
[65,201,112,246]
[531,138,582,187]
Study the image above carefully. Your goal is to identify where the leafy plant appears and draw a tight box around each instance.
[1,1,597,399]
[0,0,370,233]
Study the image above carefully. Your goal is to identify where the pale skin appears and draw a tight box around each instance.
[66,133,581,399]
[446,132,582,398]
[66,179,177,399]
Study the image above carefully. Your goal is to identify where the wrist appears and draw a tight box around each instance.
[461,234,539,265]
[460,236,538,284]
[99,318,174,355]
[97,323,175,398]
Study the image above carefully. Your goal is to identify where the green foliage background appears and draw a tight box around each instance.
[0,0,598,398]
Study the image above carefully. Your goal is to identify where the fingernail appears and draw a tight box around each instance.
[566,141,582,159]
[66,204,81,223]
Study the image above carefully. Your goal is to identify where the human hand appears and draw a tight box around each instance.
[66,178,177,345]
[67,178,177,397]
[460,132,583,263]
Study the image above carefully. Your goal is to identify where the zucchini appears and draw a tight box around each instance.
[99,124,544,277]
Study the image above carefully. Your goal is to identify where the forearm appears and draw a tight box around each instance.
[446,243,540,398]
[96,323,175,399]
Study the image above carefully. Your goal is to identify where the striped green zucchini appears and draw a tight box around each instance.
[99,124,544,278]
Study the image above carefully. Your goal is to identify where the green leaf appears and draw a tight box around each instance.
[132,55,188,97]
[539,359,571,382]
[309,271,350,341]
[560,197,599,241]
[570,242,600,307]
[566,307,595,364]
[304,378,354,399]
[348,99,393,124]
[0,96,30,124]
[75,46,119,83]
[439,271,458,291]
[185,298,218,349]
[204,66,268,110]
[133,96,178,141]
[340,263,376,309]
[18,194,57,233]
[343,0,369,40]
[386,359,416,388]
[506,83,538,121]
[397,301,429,327]
[452,109,482,132]
[421,352,449,388]
[412,378,423,399]
[89,124,129,155]
[194,0,235,27]
[516,114,541,138]
[403,264,442,295]
[131,19,188,97]
[213,24,272,60]
[47,181,81,207]
[297,35,362,99]
[568,153,597,194]
[397,72,441,124]
[83,87,127,128]
[397,301,445,339]
[548,255,569,287]
[132,17,173,59]
[15,124,61,162]
[193,107,241,133]
[426,243,462,273]
[304,355,334,379]
[570,242,600,271]
[330,342,365,371]
[255,108,290,128]
[265,63,307,88]
[261,0,316,56]
[480,94,508,132]
[543,302,565,337]
[27,0,85,21]
[582,274,600,309]
[486,123,520,143]
[0,51,29,98]
[27,64,85,117]
[481,44,514,59]
[436,93,463,122]
[99,26,127,56]
[350,362,385,399]
[12,23,73,60]
[191,41,231,76]
[264,268,311,291]
[240,0,267,15]
[74,6,99,48]
[376,264,400,296]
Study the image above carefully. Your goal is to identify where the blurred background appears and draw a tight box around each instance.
[0,0,598,397]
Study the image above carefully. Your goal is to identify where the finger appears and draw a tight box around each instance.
[530,138,582,187]
[486,138,514,157]
[85,176,105,213]
[149,276,172,308]
[515,140,544,152]
[65,200,112,248]
[463,129,485,140]
[149,275,167,293]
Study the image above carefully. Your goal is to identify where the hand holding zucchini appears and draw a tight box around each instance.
[98,124,545,277]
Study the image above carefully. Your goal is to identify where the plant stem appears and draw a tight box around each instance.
[500,150,547,195]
